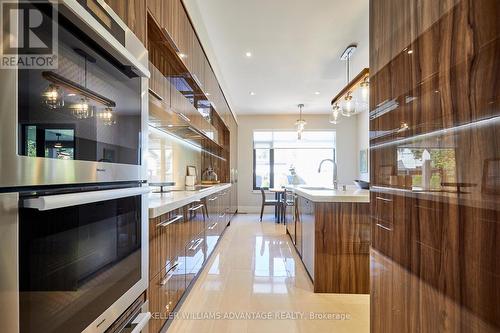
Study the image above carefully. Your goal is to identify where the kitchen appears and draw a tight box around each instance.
[0,1,498,333]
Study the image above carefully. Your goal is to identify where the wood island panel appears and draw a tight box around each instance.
[314,202,371,294]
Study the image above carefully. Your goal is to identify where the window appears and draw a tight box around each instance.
[253,131,336,189]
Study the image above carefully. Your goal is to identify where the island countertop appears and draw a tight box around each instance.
[148,183,232,218]
[286,185,370,203]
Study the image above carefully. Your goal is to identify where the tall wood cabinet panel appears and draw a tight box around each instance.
[370,0,499,332]
[105,0,147,45]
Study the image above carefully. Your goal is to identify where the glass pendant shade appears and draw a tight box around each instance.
[329,104,342,124]
[295,104,306,140]
[43,84,64,109]
[341,92,357,117]
[360,79,369,103]
[71,98,93,119]
[97,107,116,126]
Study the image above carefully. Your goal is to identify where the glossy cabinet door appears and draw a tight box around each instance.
[185,230,205,289]
[148,209,186,333]
[105,0,147,45]
[185,200,206,289]
[205,194,220,256]
[294,197,303,257]
[370,0,499,331]
[147,0,164,28]
[148,62,170,106]
[299,197,315,280]
[189,39,205,91]
[148,262,185,333]
[285,192,296,244]
[149,209,184,282]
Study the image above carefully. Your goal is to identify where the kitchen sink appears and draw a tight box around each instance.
[299,186,333,191]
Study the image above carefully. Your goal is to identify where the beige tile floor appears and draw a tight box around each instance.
[166,213,369,333]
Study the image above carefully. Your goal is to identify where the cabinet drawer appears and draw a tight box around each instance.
[186,201,206,241]
[149,209,185,279]
[185,231,206,288]
[148,261,185,333]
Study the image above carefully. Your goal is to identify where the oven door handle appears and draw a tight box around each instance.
[130,311,152,333]
[23,187,151,211]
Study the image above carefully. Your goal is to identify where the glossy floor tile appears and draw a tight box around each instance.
[166,214,369,333]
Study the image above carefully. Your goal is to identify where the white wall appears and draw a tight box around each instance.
[356,110,370,181]
[237,114,358,213]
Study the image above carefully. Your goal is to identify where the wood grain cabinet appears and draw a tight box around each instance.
[104,0,147,45]
[148,62,170,105]
[370,0,499,331]
[185,201,206,288]
[148,187,234,333]
[189,39,205,91]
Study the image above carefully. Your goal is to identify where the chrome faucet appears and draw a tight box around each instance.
[318,159,338,189]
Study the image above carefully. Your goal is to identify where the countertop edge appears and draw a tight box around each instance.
[148,183,232,218]
[291,187,370,203]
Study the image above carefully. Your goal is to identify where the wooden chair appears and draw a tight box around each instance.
[259,188,282,222]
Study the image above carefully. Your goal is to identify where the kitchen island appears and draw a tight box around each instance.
[286,185,370,294]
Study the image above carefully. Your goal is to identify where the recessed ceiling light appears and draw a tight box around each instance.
[249,91,256,96]
[245,52,252,57]
[314,91,320,95]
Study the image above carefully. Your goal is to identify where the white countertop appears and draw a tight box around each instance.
[148,183,232,218]
[286,185,370,203]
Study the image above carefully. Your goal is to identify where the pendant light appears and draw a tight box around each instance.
[295,104,306,140]
[329,103,342,124]
[71,97,92,119]
[54,133,62,148]
[341,45,358,117]
[42,83,64,109]
[359,76,370,104]
[97,107,116,126]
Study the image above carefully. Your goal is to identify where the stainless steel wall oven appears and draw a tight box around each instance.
[0,1,151,332]
[0,0,150,188]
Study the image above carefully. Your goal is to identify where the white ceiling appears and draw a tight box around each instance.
[183,0,369,116]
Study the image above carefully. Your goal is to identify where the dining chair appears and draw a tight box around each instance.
[259,188,282,222]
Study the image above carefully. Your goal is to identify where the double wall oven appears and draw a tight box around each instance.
[0,1,150,332]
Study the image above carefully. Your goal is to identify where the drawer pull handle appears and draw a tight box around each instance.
[188,238,204,251]
[208,222,218,230]
[376,223,393,231]
[160,262,180,286]
[148,88,163,101]
[188,204,205,211]
[178,112,191,123]
[157,215,183,228]
[375,196,393,202]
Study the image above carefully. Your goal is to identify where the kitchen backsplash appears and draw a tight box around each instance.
[148,128,201,186]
